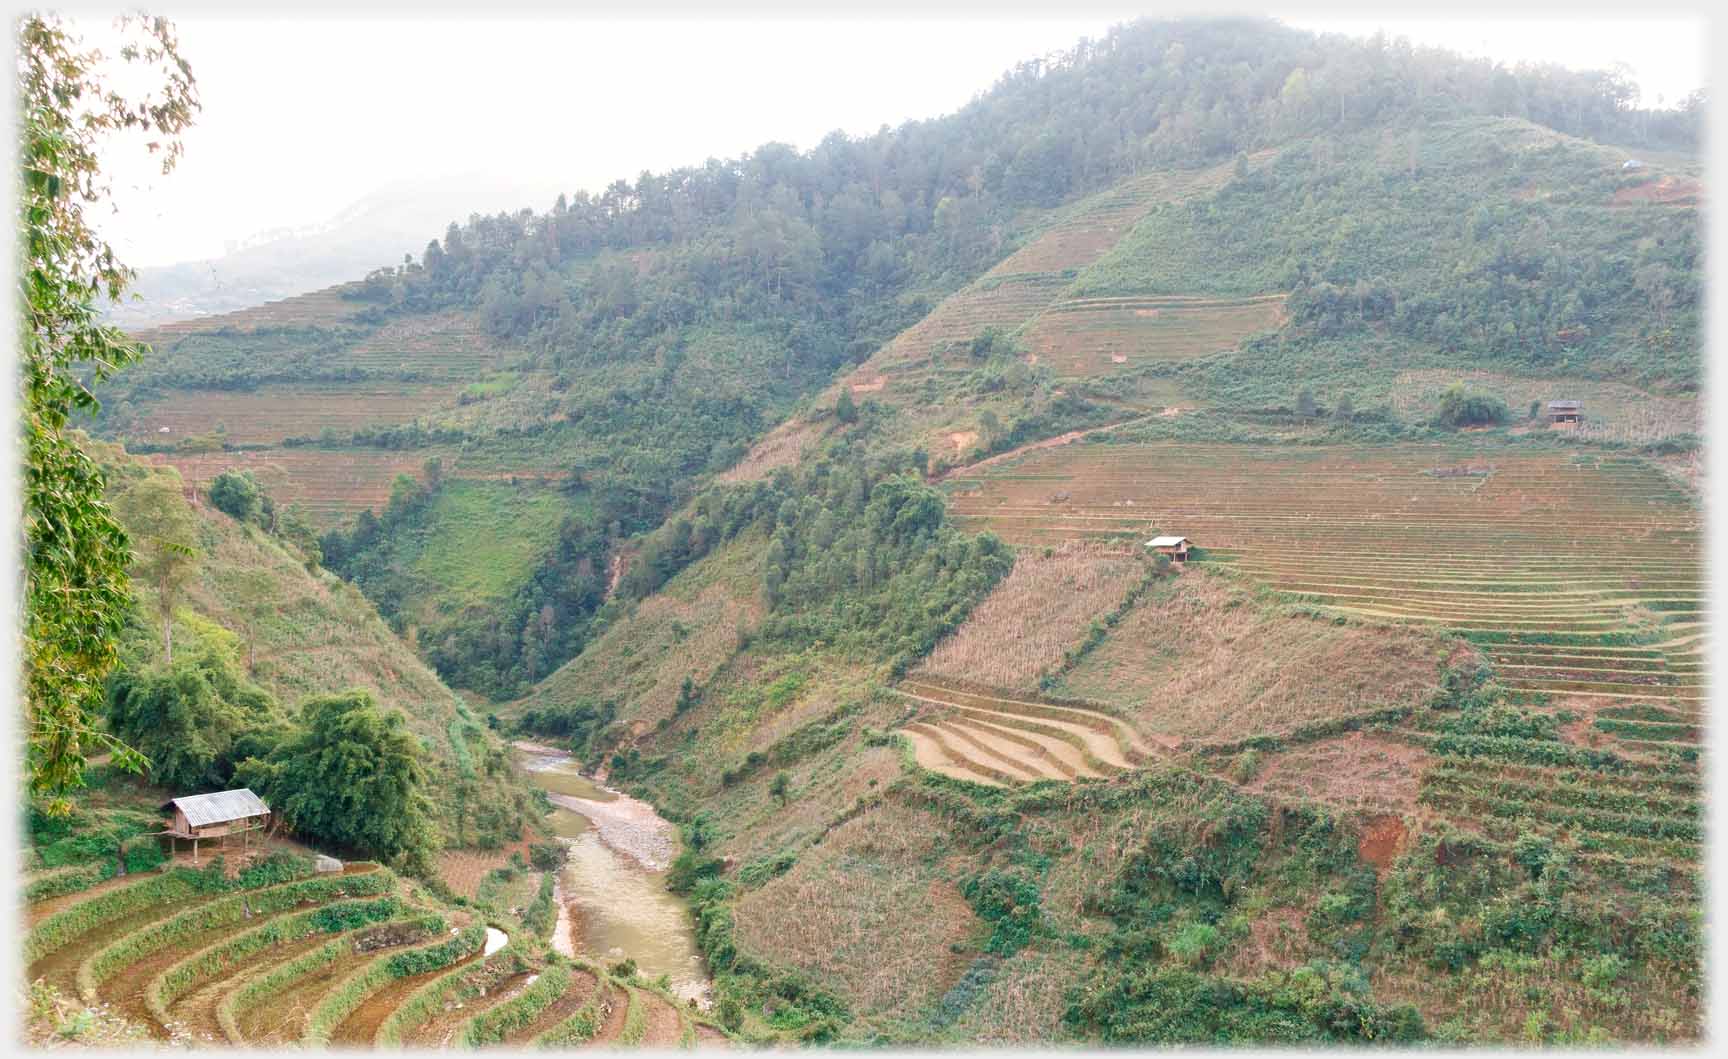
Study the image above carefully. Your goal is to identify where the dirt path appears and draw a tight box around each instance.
[936,414,1157,483]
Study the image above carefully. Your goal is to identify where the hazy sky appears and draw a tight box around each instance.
[78,11,1709,269]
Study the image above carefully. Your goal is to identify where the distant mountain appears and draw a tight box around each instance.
[104,172,569,328]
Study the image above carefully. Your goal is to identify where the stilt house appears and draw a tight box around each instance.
[160,788,271,862]
[1146,535,1192,562]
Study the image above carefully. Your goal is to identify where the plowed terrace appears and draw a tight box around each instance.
[945,443,1703,711]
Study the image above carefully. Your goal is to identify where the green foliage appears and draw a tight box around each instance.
[80,871,391,999]
[1081,120,1699,387]
[19,13,197,808]
[1432,384,1510,429]
[305,920,482,1043]
[322,475,605,699]
[104,620,286,791]
[737,851,798,890]
[1065,961,1424,1043]
[961,868,1044,956]
[234,690,439,868]
[207,470,269,525]
[521,871,558,938]
[373,946,528,1047]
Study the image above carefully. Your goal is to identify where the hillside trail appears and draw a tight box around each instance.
[935,412,1162,483]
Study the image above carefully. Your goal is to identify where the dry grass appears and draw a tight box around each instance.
[436,836,539,900]
[1239,731,1432,816]
[917,541,1146,692]
[944,946,1081,1044]
[1057,570,1446,745]
[518,535,766,728]
[717,417,829,484]
[731,801,976,1020]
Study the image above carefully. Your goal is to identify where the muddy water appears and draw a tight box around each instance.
[514,744,709,1006]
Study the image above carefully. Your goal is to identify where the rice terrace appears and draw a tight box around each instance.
[18,10,1709,1051]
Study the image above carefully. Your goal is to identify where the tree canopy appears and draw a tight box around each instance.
[235,690,440,869]
[19,12,197,808]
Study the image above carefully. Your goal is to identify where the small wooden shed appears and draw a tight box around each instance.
[1146,535,1192,562]
[1546,400,1583,424]
[160,788,271,863]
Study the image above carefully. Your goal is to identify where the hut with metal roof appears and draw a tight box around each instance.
[1145,535,1193,562]
[1546,400,1583,424]
[160,788,271,862]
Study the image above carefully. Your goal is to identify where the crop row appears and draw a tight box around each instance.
[216,912,445,1044]
[148,894,403,1026]
[303,921,487,1044]
[78,870,395,1003]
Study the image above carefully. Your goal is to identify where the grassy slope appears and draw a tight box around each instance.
[91,438,540,850]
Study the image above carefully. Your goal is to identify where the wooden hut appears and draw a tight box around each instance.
[1546,400,1583,424]
[1146,535,1192,562]
[160,788,271,863]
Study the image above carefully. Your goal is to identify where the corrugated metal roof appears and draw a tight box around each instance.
[1146,536,1189,548]
[1547,400,1582,410]
[163,788,269,827]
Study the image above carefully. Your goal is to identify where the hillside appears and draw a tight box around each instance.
[62,14,1707,1047]
[496,39,1700,1051]
[86,437,540,853]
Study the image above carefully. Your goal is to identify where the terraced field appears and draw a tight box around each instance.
[130,383,462,446]
[944,443,1703,712]
[131,283,372,344]
[1022,293,1286,376]
[147,448,439,525]
[894,675,1162,786]
[25,859,723,1049]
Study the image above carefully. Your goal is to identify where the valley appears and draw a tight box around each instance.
[22,12,1706,1049]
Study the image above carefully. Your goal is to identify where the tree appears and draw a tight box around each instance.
[835,386,858,424]
[112,474,200,663]
[769,772,791,804]
[1295,387,1318,417]
[19,13,197,809]
[207,470,263,524]
[105,619,283,791]
[235,690,439,869]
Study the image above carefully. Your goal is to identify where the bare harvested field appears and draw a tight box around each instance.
[947,443,1703,713]
[1023,294,1286,376]
[1056,570,1448,745]
[1392,369,1699,445]
[131,283,372,343]
[1238,730,1433,815]
[893,675,1161,786]
[917,540,1147,691]
[127,383,461,445]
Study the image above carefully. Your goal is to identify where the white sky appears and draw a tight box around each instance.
[75,11,1709,269]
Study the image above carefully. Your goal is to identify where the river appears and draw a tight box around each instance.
[512,742,711,1006]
